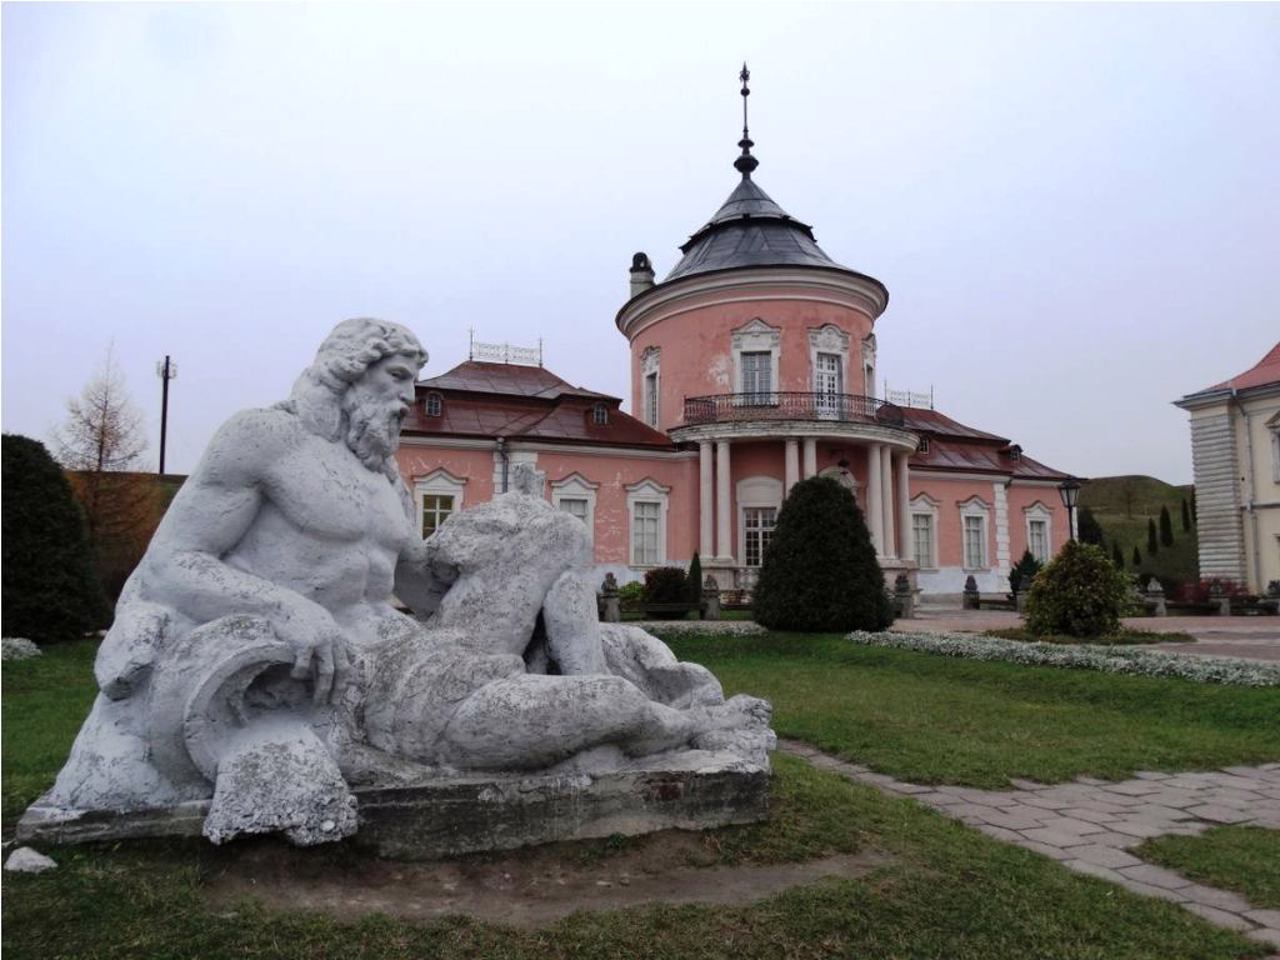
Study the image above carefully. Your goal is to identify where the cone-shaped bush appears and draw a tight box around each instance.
[1025,540,1130,638]
[2,434,107,643]
[753,476,894,631]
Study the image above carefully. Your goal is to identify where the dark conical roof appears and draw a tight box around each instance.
[664,175,846,281]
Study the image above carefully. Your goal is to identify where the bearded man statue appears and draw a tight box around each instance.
[33,319,773,848]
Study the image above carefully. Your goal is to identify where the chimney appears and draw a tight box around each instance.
[629,252,655,298]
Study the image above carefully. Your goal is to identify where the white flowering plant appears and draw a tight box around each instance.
[846,629,1280,687]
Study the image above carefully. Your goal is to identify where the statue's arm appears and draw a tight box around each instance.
[394,535,458,620]
[138,411,349,698]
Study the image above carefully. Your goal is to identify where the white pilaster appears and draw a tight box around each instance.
[716,440,732,562]
[993,481,1011,577]
[699,442,713,558]
[881,445,896,559]
[867,444,884,555]
[897,452,911,560]
[802,438,817,478]
[784,439,800,497]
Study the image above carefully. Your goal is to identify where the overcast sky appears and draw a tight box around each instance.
[4,2,1278,483]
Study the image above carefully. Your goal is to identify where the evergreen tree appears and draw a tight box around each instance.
[1191,490,1197,523]
[1159,506,1174,547]
[2,434,107,643]
[1009,548,1043,593]
[1132,545,1142,567]
[1147,517,1159,555]
[1181,497,1191,532]
[1112,540,1125,568]
[687,551,703,607]
[753,476,893,632]
[1077,506,1104,546]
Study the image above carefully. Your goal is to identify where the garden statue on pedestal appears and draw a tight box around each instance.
[25,319,773,850]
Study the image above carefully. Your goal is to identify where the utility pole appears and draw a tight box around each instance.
[155,356,177,474]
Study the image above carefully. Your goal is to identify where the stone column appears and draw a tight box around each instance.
[716,440,732,562]
[896,451,911,561]
[699,442,714,558]
[784,439,800,497]
[802,438,817,478]
[867,444,884,555]
[880,444,896,558]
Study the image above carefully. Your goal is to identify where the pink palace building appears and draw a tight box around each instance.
[393,81,1071,600]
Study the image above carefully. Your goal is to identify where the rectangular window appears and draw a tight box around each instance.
[912,513,934,567]
[815,352,843,418]
[421,494,455,538]
[963,515,986,569]
[743,506,777,567]
[741,351,773,402]
[1028,519,1048,562]
[644,372,659,425]
[559,497,589,525]
[632,501,661,565]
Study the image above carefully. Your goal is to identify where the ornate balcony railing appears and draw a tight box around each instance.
[682,392,905,428]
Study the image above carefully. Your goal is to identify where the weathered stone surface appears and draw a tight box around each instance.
[3,847,56,873]
[28,319,774,850]
[20,760,767,860]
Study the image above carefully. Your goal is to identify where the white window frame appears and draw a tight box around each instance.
[413,468,467,538]
[551,472,599,544]
[736,475,783,568]
[1268,412,1280,484]
[909,493,939,569]
[425,392,443,417]
[809,324,850,416]
[861,333,877,396]
[641,346,661,426]
[731,317,781,402]
[591,402,609,425]
[626,477,670,568]
[1023,501,1054,563]
[959,496,992,571]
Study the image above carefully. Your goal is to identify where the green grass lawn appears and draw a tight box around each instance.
[1137,826,1280,910]
[986,627,1197,645]
[660,632,1280,788]
[3,637,1277,959]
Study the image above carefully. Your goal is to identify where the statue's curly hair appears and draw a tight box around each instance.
[281,318,427,444]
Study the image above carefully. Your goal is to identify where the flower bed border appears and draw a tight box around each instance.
[846,630,1280,687]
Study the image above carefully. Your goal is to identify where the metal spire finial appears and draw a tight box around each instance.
[734,62,759,178]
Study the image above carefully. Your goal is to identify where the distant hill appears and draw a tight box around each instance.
[1079,475,1198,586]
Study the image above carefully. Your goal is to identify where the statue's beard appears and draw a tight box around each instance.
[342,392,403,472]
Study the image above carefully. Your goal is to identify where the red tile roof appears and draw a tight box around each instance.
[407,363,674,449]
[1204,342,1280,394]
[903,407,1069,480]
[420,361,615,401]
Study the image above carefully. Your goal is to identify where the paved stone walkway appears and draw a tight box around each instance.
[780,739,1280,952]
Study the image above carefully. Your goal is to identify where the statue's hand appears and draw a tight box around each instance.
[276,605,353,705]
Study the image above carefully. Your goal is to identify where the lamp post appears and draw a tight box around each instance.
[1058,477,1081,542]
[155,356,178,475]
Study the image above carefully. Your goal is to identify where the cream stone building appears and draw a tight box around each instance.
[1175,343,1280,593]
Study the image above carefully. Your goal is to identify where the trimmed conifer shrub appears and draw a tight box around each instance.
[1008,548,1042,593]
[687,552,703,606]
[753,476,893,632]
[1132,545,1142,567]
[1147,517,1159,555]
[1077,506,1104,546]
[1159,505,1174,547]
[2,434,107,643]
[1181,497,1191,532]
[1112,540,1125,568]
[1025,540,1131,638]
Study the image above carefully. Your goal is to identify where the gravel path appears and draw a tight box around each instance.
[780,739,1280,953]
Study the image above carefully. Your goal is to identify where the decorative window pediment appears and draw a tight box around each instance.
[808,323,850,354]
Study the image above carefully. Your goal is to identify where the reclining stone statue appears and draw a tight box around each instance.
[36,318,773,847]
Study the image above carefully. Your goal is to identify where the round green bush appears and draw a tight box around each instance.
[2,434,107,643]
[1024,540,1130,638]
[753,475,894,632]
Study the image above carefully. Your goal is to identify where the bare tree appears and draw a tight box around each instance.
[54,347,163,601]
[54,345,147,473]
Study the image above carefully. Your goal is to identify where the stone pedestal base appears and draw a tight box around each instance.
[17,753,769,860]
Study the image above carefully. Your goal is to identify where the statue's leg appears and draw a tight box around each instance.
[543,569,608,675]
[438,674,768,770]
[439,674,693,769]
